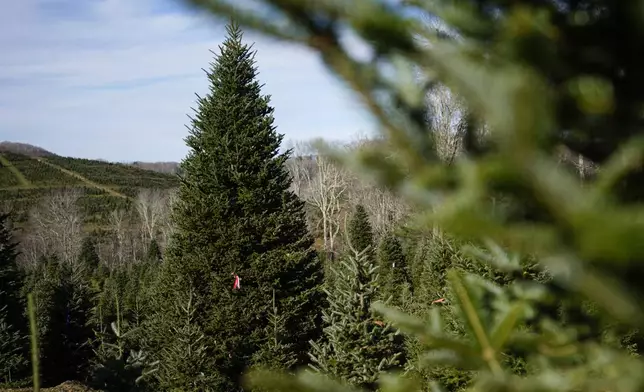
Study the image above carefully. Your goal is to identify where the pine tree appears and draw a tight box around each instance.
[0,305,26,386]
[309,247,404,391]
[250,290,297,373]
[146,239,162,263]
[147,21,324,391]
[0,213,27,384]
[38,259,95,385]
[347,205,374,260]
[78,235,100,272]
[0,213,24,332]
[21,252,95,386]
[377,232,411,307]
[90,294,157,392]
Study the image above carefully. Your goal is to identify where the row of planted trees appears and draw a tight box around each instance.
[1,196,520,392]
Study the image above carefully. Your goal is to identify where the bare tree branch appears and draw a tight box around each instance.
[27,189,83,266]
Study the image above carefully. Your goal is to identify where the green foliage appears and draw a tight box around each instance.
[150,288,215,391]
[347,205,374,259]
[146,21,324,391]
[76,194,132,225]
[309,247,404,391]
[251,290,298,373]
[0,213,28,385]
[79,236,101,272]
[26,293,40,392]
[0,159,21,187]
[0,305,27,386]
[183,1,644,392]
[376,232,410,307]
[0,187,128,226]
[90,261,158,352]
[0,153,29,187]
[0,152,177,226]
[0,213,26,332]
[90,300,157,392]
[2,152,82,186]
[45,156,178,189]
[146,239,162,263]
[22,255,95,386]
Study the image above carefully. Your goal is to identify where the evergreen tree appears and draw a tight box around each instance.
[347,205,374,260]
[146,239,162,263]
[0,305,26,386]
[79,236,101,272]
[0,213,27,384]
[90,293,157,392]
[309,247,404,391]
[0,213,24,332]
[147,21,324,391]
[250,290,297,373]
[377,232,411,307]
[28,255,94,386]
[60,260,95,381]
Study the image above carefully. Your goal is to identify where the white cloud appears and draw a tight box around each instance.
[0,0,376,161]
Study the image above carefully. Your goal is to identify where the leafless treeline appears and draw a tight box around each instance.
[14,136,413,270]
[17,188,177,270]
[285,138,410,258]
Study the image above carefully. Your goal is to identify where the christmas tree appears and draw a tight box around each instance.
[78,235,100,273]
[147,20,324,391]
[0,305,26,386]
[347,204,374,260]
[0,213,27,385]
[309,246,404,391]
[0,213,24,334]
[377,232,411,307]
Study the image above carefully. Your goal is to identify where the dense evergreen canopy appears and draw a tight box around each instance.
[147,21,324,391]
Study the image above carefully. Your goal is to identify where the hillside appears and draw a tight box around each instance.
[0,149,179,225]
[0,141,55,157]
[129,160,181,174]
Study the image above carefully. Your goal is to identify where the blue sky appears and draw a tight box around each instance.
[0,0,377,162]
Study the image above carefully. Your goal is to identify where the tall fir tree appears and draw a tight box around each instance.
[147,21,324,391]
[309,247,404,391]
[347,205,374,260]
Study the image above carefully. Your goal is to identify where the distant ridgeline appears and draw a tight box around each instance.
[0,142,179,226]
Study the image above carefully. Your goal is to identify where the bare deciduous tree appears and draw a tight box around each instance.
[27,189,83,266]
[344,135,409,238]
[135,188,167,243]
[427,85,466,164]
[158,188,177,248]
[108,208,128,267]
[296,142,349,257]
[349,182,408,237]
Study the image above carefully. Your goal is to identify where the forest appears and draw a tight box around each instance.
[2,1,644,392]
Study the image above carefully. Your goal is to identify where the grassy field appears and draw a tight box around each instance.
[0,152,179,225]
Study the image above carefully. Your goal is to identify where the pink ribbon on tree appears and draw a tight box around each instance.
[232,274,241,290]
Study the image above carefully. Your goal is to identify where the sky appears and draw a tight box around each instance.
[0,0,377,162]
